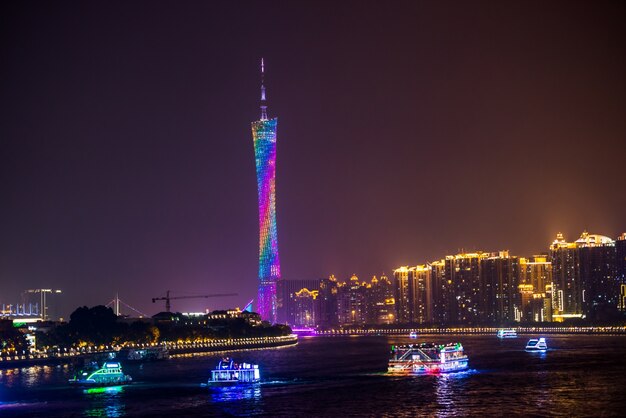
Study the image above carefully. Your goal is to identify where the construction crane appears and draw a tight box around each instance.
[152,290,238,313]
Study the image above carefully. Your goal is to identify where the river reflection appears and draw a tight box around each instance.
[209,384,261,402]
[1,335,624,417]
[82,385,126,417]
[434,369,475,416]
[208,384,263,416]
[0,365,69,388]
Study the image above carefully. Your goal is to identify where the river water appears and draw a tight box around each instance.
[1,334,625,417]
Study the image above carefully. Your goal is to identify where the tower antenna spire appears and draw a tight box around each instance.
[260,58,268,120]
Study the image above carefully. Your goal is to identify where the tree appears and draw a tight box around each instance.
[67,305,123,345]
[0,328,29,354]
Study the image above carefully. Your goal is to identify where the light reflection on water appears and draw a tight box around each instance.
[83,385,126,417]
[434,368,476,416]
[208,384,264,416]
[0,364,70,389]
[209,384,262,402]
[526,349,548,359]
[1,335,625,417]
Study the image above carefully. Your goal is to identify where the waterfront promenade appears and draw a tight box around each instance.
[0,334,298,368]
[310,326,626,336]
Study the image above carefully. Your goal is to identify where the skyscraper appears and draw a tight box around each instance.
[317,275,339,328]
[549,231,618,321]
[480,251,520,324]
[576,232,617,320]
[276,279,321,325]
[444,253,484,325]
[519,255,553,322]
[550,233,582,320]
[393,266,413,323]
[616,234,626,313]
[252,59,281,322]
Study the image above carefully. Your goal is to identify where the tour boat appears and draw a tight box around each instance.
[496,329,518,338]
[208,358,260,385]
[68,361,132,386]
[409,331,418,338]
[525,337,548,351]
[387,343,469,375]
[119,346,170,362]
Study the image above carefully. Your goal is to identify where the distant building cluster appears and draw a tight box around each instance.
[277,232,626,327]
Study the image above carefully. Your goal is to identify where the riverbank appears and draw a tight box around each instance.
[167,334,298,355]
[0,334,298,369]
[311,326,626,336]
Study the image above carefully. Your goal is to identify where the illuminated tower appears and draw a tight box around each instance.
[251,59,281,322]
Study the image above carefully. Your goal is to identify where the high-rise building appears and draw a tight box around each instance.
[444,253,484,325]
[429,260,450,325]
[576,232,617,320]
[480,251,520,324]
[336,275,367,325]
[519,255,553,322]
[366,274,395,324]
[276,279,321,325]
[550,233,583,320]
[412,265,431,324]
[392,265,432,324]
[617,234,626,313]
[293,288,318,327]
[393,267,414,323]
[317,275,339,328]
[550,231,620,321]
[252,59,281,322]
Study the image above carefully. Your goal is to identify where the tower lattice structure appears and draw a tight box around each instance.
[252,59,281,322]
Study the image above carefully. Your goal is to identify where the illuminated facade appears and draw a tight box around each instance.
[317,275,339,328]
[336,275,367,325]
[550,231,621,321]
[429,260,450,324]
[276,279,321,325]
[392,266,432,324]
[366,274,395,324]
[576,232,616,320]
[550,233,582,319]
[480,251,520,324]
[412,265,431,323]
[519,255,553,322]
[293,288,318,327]
[252,59,281,322]
[444,253,484,325]
[393,267,413,323]
[617,234,626,313]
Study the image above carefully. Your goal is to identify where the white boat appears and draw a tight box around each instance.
[525,337,548,351]
[409,331,418,338]
[119,346,170,362]
[387,343,469,375]
[496,329,518,338]
[208,358,260,385]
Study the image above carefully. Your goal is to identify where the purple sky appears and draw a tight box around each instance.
[1,1,624,318]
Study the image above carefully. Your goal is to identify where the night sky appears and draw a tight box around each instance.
[1,1,624,318]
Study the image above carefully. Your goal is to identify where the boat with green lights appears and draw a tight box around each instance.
[387,342,469,375]
[68,361,132,386]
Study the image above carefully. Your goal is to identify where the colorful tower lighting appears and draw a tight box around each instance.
[252,58,281,322]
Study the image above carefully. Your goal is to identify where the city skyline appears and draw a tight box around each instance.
[277,230,625,328]
[1,1,625,318]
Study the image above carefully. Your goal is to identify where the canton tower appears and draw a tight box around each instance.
[251,59,281,323]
